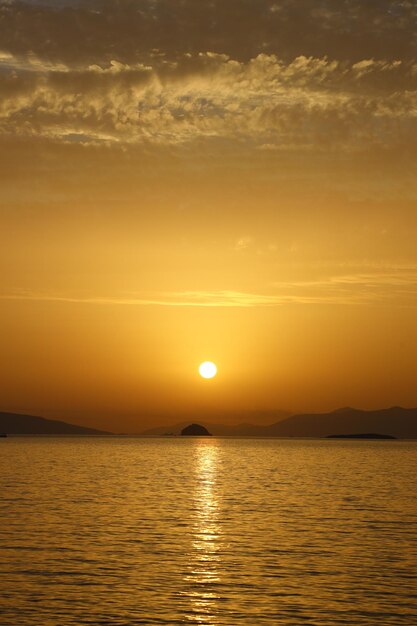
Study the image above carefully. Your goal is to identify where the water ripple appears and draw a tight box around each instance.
[1,437,416,625]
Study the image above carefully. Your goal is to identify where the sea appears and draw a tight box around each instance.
[1,437,416,625]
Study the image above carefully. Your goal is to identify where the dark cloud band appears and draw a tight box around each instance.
[1,0,416,66]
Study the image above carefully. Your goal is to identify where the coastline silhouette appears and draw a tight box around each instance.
[1,407,416,438]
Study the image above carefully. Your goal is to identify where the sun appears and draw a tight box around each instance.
[199,361,217,379]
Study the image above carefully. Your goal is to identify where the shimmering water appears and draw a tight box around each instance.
[1,437,416,625]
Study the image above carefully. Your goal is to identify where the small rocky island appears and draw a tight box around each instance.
[326,433,397,440]
[181,423,212,436]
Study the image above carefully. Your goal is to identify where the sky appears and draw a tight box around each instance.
[1,0,417,432]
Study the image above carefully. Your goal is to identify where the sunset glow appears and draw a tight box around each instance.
[1,3,417,625]
[0,0,416,434]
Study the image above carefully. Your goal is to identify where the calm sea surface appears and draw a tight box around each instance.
[1,437,416,625]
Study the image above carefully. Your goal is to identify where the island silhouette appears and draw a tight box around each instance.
[181,423,212,436]
[326,433,397,440]
[143,407,417,439]
[1,407,417,438]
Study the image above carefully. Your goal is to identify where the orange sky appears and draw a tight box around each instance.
[1,0,417,432]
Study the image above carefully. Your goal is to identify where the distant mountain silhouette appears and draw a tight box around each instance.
[142,407,417,439]
[141,410,292,437]
[267,407,417,439]
[142,420,272,437]
[4,407,414,438]
[0,412,111,435]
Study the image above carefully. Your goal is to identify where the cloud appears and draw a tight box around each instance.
[234,237,252,251]
[0,289,289,307]
[2,268,417,308]
[0,0,416,154]
[0,51,416,151]
[272,268,417,304]
[0,0,416,66]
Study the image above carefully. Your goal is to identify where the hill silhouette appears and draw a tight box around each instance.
[0,412,111,435]
[2,407,416,438]
[268,407,417,439]
[142,420,272,437]
[141,409,292,437]
[141,407,417,439]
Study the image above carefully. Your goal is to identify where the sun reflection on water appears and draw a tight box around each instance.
[184,440,223,624]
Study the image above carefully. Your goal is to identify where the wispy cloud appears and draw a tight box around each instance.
[234,237,252,251]
[276,268,417,287]
[0,289,293,307]
[2,268,417,308]
[272,268,417,304]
